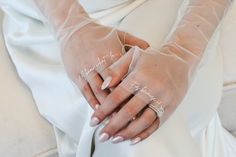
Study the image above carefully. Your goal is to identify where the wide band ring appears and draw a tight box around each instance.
[148,103,164,118]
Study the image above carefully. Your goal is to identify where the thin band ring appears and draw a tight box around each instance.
[148,103,164,118]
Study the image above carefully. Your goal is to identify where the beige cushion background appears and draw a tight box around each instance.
[0,11,57,157]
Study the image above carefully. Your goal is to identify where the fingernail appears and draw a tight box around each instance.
[130,137,141,145]
[101,76,112,90]
[90,117,100,127]
[99,133,110,142]
[104,118,110,125]
[112,136,124,144]
[95,104,100,110]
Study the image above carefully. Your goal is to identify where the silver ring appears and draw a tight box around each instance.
[148,103,164,118]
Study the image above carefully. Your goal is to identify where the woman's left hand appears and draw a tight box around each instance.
[90,45,196,144]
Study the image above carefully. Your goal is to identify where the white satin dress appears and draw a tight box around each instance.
[0,0,236,157]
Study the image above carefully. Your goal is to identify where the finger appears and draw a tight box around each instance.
[73,75,100,110]
[99,50,134,89]
[100,47,141,90]
[117,31,150,50]
[87,73,110,104]
[90,81,133,127]
[99,92,147,140]
[111,107,157,144]
[130,118,160,145]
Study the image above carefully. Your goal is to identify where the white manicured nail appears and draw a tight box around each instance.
[99,133,110,142]
[112,136,124,144]
[95,104,100,109]
[130,137,141,145]
[104,118,110,125]
[101,76,112,90]
[90,117,100,127]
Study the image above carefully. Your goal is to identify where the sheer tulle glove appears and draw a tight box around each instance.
[90,0,232,144]
[90,46,194,144]
[34,0,149,109]
[61,22,148,110]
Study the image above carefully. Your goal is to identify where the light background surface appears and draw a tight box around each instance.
[0,10,57,157]
[0,2,236,156]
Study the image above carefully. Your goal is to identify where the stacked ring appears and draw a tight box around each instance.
[148,103,164,118]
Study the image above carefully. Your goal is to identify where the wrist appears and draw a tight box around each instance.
[53,5,89,31]
[38,0,90,31]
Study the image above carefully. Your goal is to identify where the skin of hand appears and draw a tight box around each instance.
[62,23,149,110]
[89,0,231,145]
[90,46,190,144]
[34,0,149,110]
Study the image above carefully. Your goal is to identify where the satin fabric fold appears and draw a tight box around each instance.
[1,0,236,157]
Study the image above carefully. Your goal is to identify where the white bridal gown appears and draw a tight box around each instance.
[1,0,236,157]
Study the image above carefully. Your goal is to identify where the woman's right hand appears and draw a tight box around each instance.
[61,22,149,110]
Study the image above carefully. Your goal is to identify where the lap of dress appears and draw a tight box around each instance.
[1,0,236,157]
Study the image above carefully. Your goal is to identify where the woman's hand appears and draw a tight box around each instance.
[61,22,149,110]
[35,0,231,144]
[90,45,196,144]
[88,0,231,144]
[34,0,149,110]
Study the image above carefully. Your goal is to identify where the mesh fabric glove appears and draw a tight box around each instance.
[90,0,232,144]
[34,0,149,109]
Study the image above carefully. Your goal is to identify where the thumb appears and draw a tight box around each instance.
[117,31,150,50]
[99,47,142,90]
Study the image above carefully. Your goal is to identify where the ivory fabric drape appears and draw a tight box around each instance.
[0,0,236,156]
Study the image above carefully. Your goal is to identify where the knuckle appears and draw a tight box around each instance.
[87,97,97,106]
[82,84,90,93]
[141,131,150,138]
[122,106,135,120]
[95,109,107,120]
[123,128,134,138]
[105,122,118,134]
[143,121,151,129]
[108,93,120,105]
[126,128,135,138]
[100,67,112,78]
[142,116,153,128]
[93,85,101,95]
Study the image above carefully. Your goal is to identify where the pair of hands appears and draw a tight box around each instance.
[61,22,190,145]
[34,0,230,146]
[35,0,230,146]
